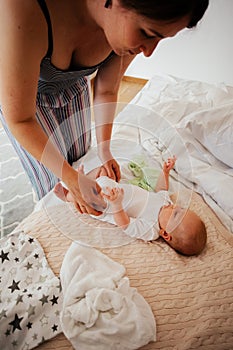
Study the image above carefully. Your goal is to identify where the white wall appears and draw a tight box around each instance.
[126,0,233,86]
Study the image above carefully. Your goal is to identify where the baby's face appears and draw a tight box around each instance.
[159,204,192,234]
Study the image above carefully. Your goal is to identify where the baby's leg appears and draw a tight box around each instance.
[54,183,74,202]
[53,166,107,203]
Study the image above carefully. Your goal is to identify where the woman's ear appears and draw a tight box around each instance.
[159,229,172,241]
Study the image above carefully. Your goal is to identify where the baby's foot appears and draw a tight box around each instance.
[54,183,69,202]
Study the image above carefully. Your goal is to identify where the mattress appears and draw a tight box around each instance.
[11,74,233,349]
[17,187,233,349]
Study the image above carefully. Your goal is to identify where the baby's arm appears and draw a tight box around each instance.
[155,156,176,192]
[101,187,130,229]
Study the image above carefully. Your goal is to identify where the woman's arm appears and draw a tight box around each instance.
[0,2,105,215]
[0,1,54,164]
[93,54,135,182]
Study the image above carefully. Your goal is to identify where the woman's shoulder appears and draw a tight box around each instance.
[0,0,48,103]
[1,0,47,28]
[0,0,48,57]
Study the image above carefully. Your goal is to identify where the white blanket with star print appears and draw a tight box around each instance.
[60,242,156,350]
[0,231,63,350]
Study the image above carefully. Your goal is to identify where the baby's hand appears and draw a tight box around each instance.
[101,187,124,206]
[163,156,176,173]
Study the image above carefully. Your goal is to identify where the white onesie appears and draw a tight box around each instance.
[96,176,172,241]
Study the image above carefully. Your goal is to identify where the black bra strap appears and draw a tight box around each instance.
[37,0,53,57]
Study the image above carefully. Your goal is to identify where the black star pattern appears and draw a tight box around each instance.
[32,333,38,341]
[5,329,11,337]
[16,294,23,305]
[38,336,46,346]
[0,250,9,263]
[26,304,36,318]
[27,322,33,329]
[25,262,33,270]
[9,313,23,332]
[1,231,63,346]
[0,309,7,319]
[50,295,59,305]
[52,324,58,332]
[8,280,20,293]
[39,294,49,305]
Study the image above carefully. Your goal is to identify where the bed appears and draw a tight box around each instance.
[2,74,233,350]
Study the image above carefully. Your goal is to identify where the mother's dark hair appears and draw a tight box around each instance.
[118,0,209,28]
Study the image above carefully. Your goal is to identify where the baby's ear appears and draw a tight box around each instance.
[159,229,172,241]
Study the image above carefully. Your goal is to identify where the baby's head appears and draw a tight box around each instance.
[158,204,207,256]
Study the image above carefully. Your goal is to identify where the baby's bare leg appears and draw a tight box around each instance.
[54,183,73,202]
[54,166,107,203]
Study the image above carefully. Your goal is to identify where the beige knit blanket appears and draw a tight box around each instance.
[18,189,233,350]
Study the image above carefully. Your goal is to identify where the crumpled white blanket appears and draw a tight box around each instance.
[60,243,156,350]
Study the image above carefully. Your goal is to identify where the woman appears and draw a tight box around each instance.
[0,0,209,215]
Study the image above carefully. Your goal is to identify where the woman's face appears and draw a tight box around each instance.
[103,2,190,57]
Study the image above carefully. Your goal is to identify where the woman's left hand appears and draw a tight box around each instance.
[99,158,121,182]
[97,147,121,182]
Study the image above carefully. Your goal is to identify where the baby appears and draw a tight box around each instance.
[54,157,207,256]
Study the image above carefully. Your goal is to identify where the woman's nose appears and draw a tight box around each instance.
[139,40,160,57]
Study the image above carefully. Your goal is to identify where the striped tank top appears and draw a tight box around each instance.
[37,0,115,94]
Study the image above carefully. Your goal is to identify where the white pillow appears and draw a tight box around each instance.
[178,103,233,168]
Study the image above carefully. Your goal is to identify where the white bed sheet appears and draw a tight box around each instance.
[36,74,233,234]
[112,74,233,233]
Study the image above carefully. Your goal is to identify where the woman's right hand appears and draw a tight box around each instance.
[64,166,107,215]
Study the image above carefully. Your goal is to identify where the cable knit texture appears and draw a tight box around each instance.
[17,188,233,350]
